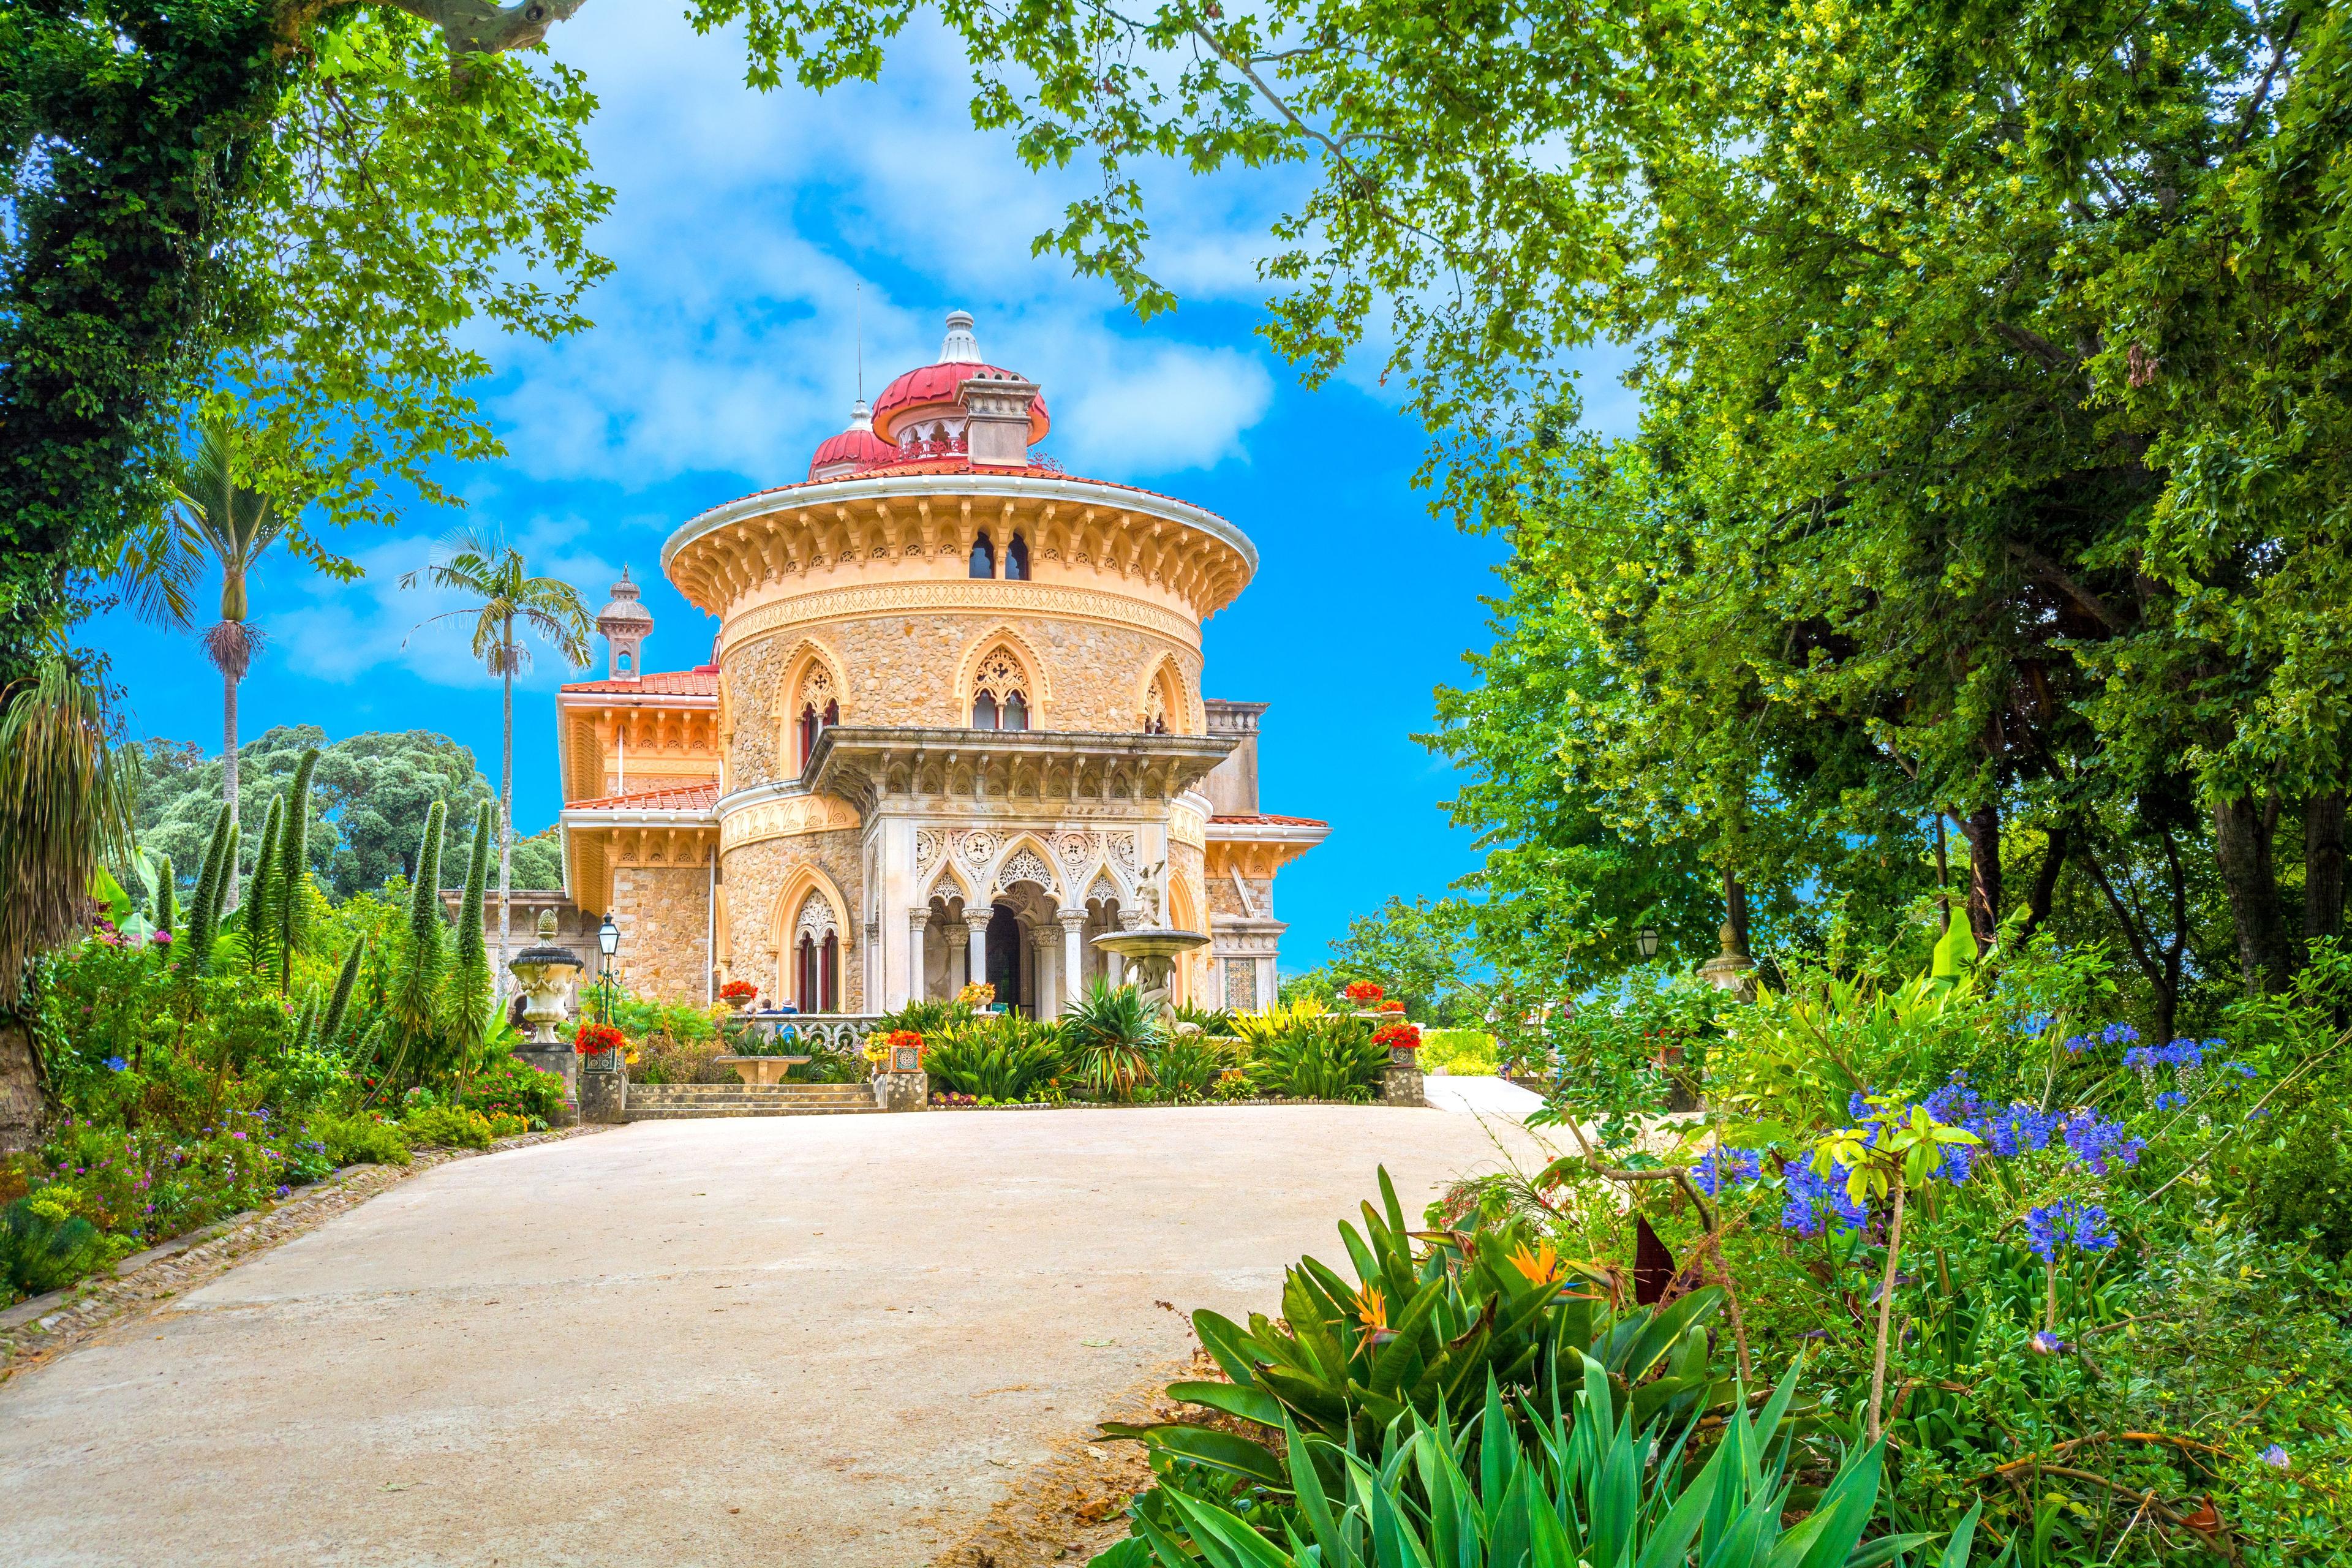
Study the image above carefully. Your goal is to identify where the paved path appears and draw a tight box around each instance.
[0,1107,1555,1567]
[1424,1073,1545,1120]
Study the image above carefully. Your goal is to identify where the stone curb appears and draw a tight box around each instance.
[0,1125,606,1382]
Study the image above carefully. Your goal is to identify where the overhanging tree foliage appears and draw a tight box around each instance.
[710,0,2352,1010]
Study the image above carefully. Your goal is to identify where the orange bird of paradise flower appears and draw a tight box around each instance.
[1508,1240,1564,1287]
[1354,1285,1398,1348]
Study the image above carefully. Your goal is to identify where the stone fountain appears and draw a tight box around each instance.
[1090,861,1209,1024]
[508,909,585,1117]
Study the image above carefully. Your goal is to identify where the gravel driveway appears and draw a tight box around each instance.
[0,1106,1551,1567]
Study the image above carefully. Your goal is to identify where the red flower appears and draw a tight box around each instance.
[1378,998,1405,1012]
[718,980,758,1003]
[1343,980,1385,1005]
[574,1022,627,1055]
[1373,1022,1422,1053]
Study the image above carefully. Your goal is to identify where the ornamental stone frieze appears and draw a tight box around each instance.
[717,790,862,851]
[1167,798,1207,850]
[714,579,1204,660]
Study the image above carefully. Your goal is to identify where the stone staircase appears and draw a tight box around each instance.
[623,1082,881,1120]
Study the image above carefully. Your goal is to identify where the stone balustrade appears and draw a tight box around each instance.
[723,1013,884,1055]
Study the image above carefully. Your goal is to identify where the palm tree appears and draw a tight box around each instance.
[111,416,294,876]
[0,655,138,1150]
[402,529,590,997]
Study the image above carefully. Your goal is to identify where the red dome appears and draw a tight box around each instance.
[806,425,897,479]
[871,361,1050,445]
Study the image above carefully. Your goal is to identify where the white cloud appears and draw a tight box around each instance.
[1057,347,1273,472]
[272,517,617,691]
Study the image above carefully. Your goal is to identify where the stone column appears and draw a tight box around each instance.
[1059,913,1087,1009]
[907,909,930,1004]
[1031,928,1060,1019]
[1104,948,1125,988]
[964,909,992,995]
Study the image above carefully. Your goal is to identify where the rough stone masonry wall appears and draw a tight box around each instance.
[720,828,867,1010]
[722,613,1200,788]
[1204,871,1276,922]
[611,864,714,1006]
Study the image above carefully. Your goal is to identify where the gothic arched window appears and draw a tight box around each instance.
[794,662,838,772]
[969,644,1030,733]
[1005,532,1030,581]
[969,530,995,579]
[794,892,840,1012]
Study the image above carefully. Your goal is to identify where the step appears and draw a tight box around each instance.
[625,1104,882,1120]
[630,1088,872,1102]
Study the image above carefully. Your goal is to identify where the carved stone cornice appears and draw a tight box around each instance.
[716,578,1200,661]
[804,726,1235,816]
[717,786,863,851]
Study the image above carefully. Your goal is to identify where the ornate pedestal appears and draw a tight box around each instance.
[509,911,586,1124]
[1382,1050,1426,1108]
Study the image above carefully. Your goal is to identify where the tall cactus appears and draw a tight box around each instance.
[445,801,496,1065]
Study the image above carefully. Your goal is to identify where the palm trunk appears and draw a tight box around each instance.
[222,668,241,912]
[498,624,514,1002]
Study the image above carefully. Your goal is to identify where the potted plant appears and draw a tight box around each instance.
[573,1020,627,1071]
[718,979,758,1013]
[957,981,998,1013]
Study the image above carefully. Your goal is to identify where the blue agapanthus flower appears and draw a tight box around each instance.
[2026,1199,2119,1259]
[2062,1034,2094,1054]
[2016,1012,2054,1038]
[2101,1022,2141,1046]
[102,1056,127,1072]
[2127,1038,2208,1072]
[2263,1444,2290,1469]
[1694,1147,1763,1196]
[1782,1159,1869,1237]
[1968,1102,2061,1156]
[2062,1111,2147,1174]
[2155,1090,2187,1112]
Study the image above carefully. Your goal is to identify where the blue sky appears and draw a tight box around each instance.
[91,9,1632,971]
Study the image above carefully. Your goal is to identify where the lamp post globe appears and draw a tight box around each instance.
[1636,925,1661,960]
[597,914,620,1023]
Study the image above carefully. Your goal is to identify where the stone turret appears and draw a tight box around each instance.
[597,567,653,681]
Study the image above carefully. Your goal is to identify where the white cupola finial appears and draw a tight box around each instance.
[849,398,872,432]
[938,309,981,365]
[597,566,654,681]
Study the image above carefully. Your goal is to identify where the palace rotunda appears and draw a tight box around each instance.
[554,311,1326,1016]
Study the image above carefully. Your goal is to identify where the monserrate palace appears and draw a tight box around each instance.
[552,311,1327,1017]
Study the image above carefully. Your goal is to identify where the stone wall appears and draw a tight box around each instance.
[1204,870,1276,922]
[718,827,867,1011]
[611,864,713,1005]
[721,612,1200,788]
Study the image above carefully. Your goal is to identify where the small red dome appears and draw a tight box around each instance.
[871,361,1049,445]
[807,426,897,480]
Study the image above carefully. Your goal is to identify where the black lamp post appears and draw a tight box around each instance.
[1635,925,1661,960]
[597,913,620,1024]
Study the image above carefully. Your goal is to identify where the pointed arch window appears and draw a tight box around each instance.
[969,530,996,579]
[793,893,840,1012]
[970,645,1031,732]
[794,663,839,772]
[1005,532,1030,581]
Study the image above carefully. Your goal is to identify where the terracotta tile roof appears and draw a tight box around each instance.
[1210,813,1330,828]
[559,666,720,696]
[565,782,719,813]
[695,462,1235,527]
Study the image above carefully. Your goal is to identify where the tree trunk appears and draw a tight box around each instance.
[1722,867,1751,956]
[2307,792,2346,946]
[497,629,513,1002]
[1961,802,2003,948]
[0,1017,43,1155]
[222,669,241,911]
[2213,792,2297,994]
[2019,822,2068,940]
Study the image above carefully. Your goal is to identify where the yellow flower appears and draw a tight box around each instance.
[1354,1286,1387,1335]
[1508,1240,1564,1287]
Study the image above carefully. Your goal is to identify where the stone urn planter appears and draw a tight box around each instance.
[507,910,584,1122]
[715,1055,810,1087]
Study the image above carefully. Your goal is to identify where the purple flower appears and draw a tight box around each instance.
[2224,1061,2258,1079]
[1968,1102,2060,1156]
[273,1185,290,1199]
[1694,1147,1762,1196]
[2263,1444,2290,1469]
[1848,1088,1872,1120]
[149,929,173,947]
[102,1056,127,1072]
[2026,1199,2118,1259]
[2062,1112,2146,1174]
[1782,1160,1869,1237]
[2155,1091,2187,1112]
[2029,1330,2068,1355]
[2101,1022,2141,1046]
[2062,1035,2094,1055]
[1923,1076,1983,1125]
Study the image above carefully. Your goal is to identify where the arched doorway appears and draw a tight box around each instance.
[984,903,1022,1009]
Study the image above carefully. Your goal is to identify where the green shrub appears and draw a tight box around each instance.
[399,1105,492,1150]
[1244,1015,1385,1101]
[1417,1027,1498,1074]
[1148,1036,1229,1103]
[785,1046,867,1084]
[455,1055,567,1125]
[1,1195,107,1301]
[310,1112,412,1166]
[925,1015,1066,1101]
[1063,982,1159,1100]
